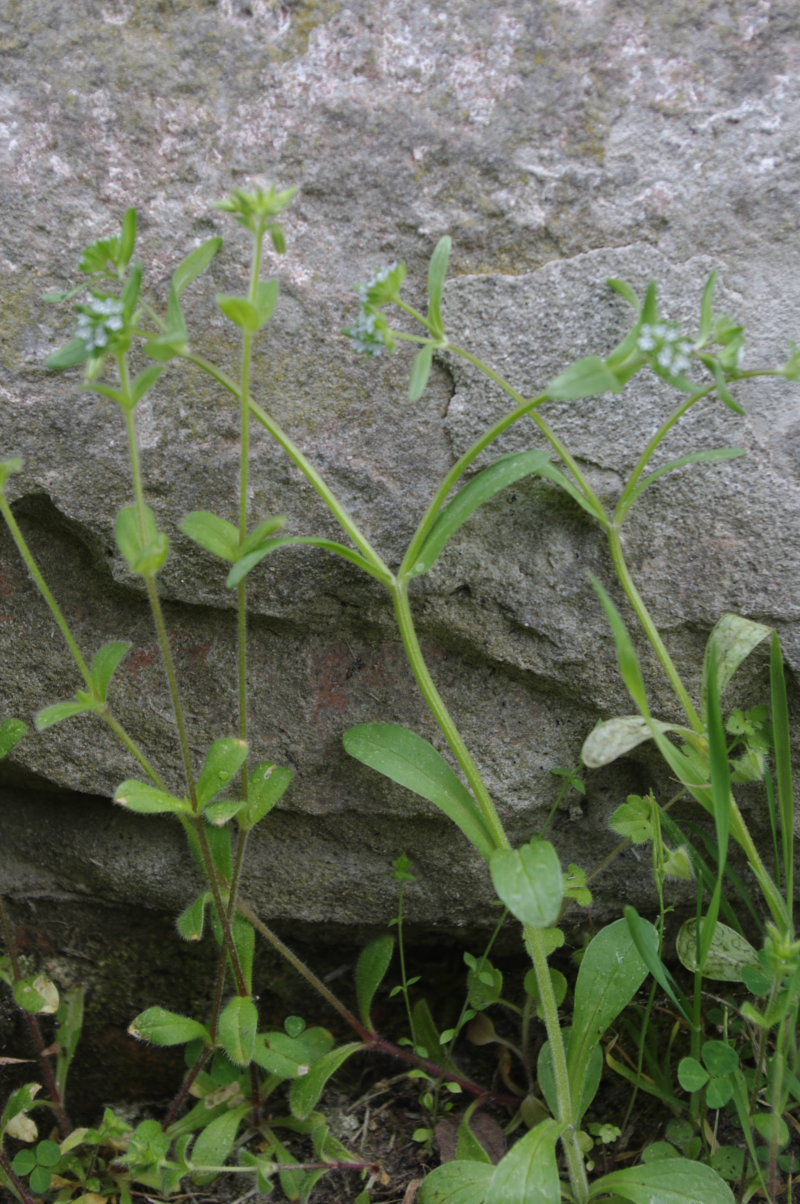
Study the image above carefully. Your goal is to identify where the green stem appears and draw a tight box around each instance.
[523,922,589,1203]
[391,579,508,852]
[0,497,93,690]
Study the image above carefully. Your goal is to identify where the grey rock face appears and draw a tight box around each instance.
[1,0,798,944]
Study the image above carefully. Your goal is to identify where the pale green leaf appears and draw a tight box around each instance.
[172,237,223,297]
[90,640,132,700]
[582,715,689,768]
[547,355,622,401]
[218,995,258,1066]
[489,839,563,928]
[675,919,758,982]
[114,780,191,816]
[181,511,240,561]
[195,737,249,808]
[240,761,293,829]
[418,1160,494,1204]
[128,1006,209,1046]
[409,343,434,402]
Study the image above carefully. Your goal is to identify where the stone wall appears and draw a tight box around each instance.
[1,0,799,955]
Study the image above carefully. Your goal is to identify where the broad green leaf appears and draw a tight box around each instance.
[489,839,562,928]
[485,1118,562,1204]
[218,995,258,1066]
[343,723,496,860]
[227,535,383,588]
[115,504,169,576]
[677,1056,709,1092]
[409,451,552,578]
[180,511,240,561]
[409,343,434,402]
[582,715,688,768]
[702,614,771,718]
[240,761,293,829]
[114,779,191,816]
[569,917,655,1090]
[547,355,622,401]
[190,1104,247,1173]
[0,718,28,758]
[355,934,394,1031]
[128,1006,209,1046]
[427,236,451,339]
[172,237,223,297]
[46,338,91,370]
[35,698,95,730]
[289,1042,364,1120]
[589,1156,735,1203]
[195,737,249,808]
[176,893,211,941]
[91,640,132,700]
[216,293,261,332]
[455,1108,495,1164]
[609,795,655,844]
[702,1039,739,1077]
[54,988,84,1100]
[418,1159,494,1204]
[675,919,757,982]
[591,577,650,715]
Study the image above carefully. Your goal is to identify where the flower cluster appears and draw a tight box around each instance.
[347,262,406,357]
[74,294,126,353]
[637,322,694,378]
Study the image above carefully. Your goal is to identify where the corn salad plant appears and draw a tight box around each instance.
[0,183,797,1203]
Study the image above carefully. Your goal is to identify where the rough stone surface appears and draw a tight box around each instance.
[1,0,799,964]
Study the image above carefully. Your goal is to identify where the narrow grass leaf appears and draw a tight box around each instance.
[289,1042,364,1120]
[590,578,649,714]
[180,511,240,561]
[699,645,730,970]
[238,514,288,557]
[769,634,794,898]
[344,723,496,860]
[418,1160,494,1204]
[489,840,563,929]
[589,1156,734,1202]
[624,906,691,1021]
[608,277,640,308]
[409,451,551,578]
[547,356,622,401]
[355,934,394,1031]
[699,271,718,340]
[485,1118,562,1204]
